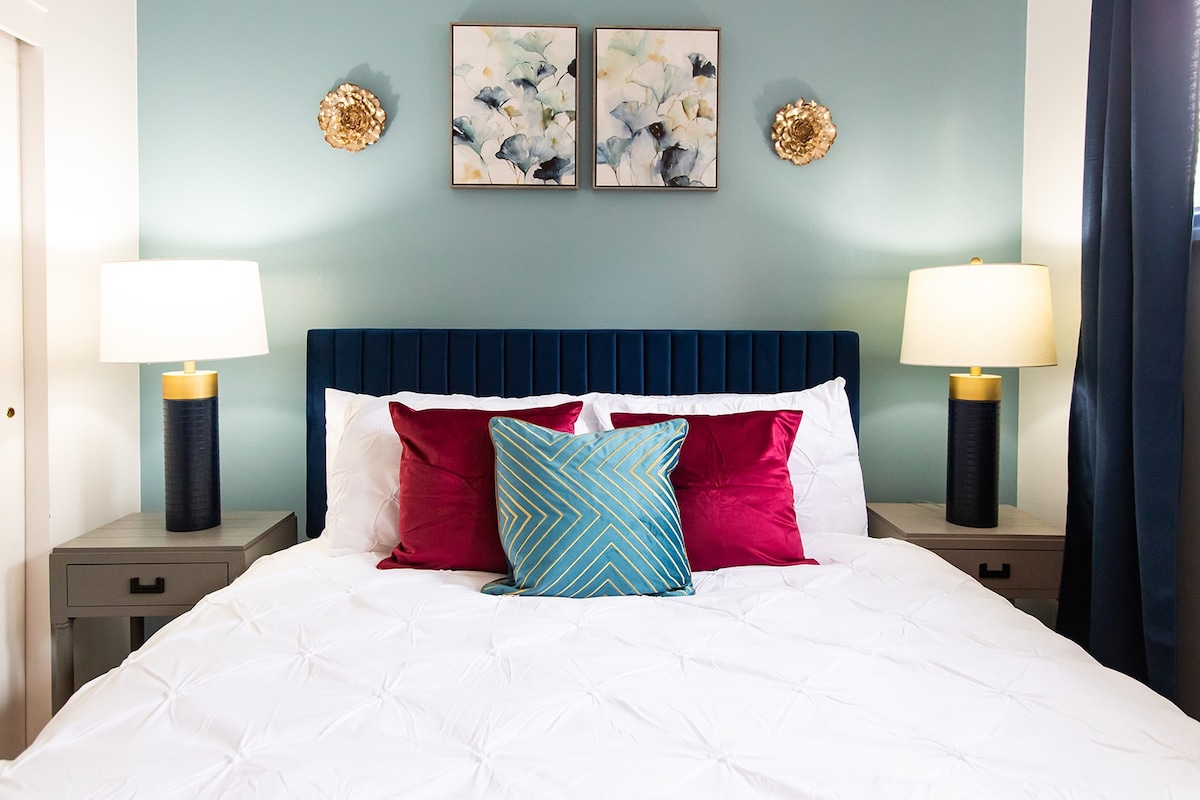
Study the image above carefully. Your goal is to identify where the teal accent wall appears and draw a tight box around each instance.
[137,1,1028,532]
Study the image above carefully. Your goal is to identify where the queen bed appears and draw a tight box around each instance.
[2,328,1198,799]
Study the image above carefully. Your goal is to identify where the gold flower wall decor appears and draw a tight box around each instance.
[318,83,387,153]
[771,99,837,166]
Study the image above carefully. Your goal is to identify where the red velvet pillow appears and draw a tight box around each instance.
[377,401,583,572]
[610,409,816,571]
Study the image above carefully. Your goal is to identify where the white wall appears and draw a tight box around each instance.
[1018,0,1090,529]
[0,0,140,744]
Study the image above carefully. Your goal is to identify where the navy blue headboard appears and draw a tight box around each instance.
[306,329,861,538]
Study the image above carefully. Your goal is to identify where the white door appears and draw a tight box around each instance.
[0,30,26,759]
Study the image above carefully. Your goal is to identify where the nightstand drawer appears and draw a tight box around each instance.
[66,562,229,608]
[932,548,1063,592]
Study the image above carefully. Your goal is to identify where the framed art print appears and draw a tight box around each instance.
[451,24,578,188]
[593,27,719,190]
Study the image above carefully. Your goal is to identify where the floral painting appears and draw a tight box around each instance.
[593,27,719,190]
[451,24,578,188]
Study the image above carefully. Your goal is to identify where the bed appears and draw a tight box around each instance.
[2,328,1198,799]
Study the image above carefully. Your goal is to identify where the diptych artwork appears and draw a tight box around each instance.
[451,24,579,188]
[593,27,719,190]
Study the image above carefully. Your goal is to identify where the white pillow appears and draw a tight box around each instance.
[324,390,593,556]
[324,388,360,478]
[589,378,868,536]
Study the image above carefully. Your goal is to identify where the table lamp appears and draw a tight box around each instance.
[99,259,269,532]
[899,259,1056,528]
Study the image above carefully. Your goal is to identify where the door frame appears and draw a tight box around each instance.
[0,28,26,759]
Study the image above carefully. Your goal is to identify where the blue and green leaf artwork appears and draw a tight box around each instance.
[452,25,578,188]
[594,28,719,190]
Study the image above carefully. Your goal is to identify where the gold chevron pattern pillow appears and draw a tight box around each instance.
[482,417,694,598]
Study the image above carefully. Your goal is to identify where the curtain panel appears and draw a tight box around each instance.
[1060,0,1200,699]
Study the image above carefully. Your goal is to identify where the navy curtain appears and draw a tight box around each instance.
[1060,0,1200,699]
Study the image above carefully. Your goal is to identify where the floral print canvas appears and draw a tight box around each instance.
[593,27,719,190]
[452,24,578,188]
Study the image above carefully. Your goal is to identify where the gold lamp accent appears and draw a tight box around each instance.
[900,258,1056,527]
[162,365,219,401]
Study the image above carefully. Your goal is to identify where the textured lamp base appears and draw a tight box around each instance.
[164,397,221,531]
[946,397,1000,528]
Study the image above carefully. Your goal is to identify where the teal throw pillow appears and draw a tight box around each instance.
[482,417,694,598]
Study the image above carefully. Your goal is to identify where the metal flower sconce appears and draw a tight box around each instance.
[771,99,837,166]
[318,83,387,153]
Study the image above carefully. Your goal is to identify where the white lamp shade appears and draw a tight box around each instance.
[899,263,1057,368]
[100,259,269,364]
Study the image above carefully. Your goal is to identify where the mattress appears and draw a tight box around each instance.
[3,531,1198,799]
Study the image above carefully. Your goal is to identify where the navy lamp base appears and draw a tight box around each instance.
[162,367,221,532]
[945,371,1001,529]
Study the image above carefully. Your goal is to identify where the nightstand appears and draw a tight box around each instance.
[867,503,1064,600]
[50,510,296,712]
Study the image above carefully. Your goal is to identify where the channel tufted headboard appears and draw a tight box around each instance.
[306,329,861,538]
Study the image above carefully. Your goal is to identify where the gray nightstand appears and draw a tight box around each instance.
[867,503,1064,601]
[50,510,296,712]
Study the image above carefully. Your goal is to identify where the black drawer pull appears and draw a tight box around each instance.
[979,563,1011,580]
[129,577,166,594]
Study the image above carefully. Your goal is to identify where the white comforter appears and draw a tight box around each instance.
[3,533,1199,799]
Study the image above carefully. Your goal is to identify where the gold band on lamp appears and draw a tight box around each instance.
[948,371,1002,402]
[162,370,218,400]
